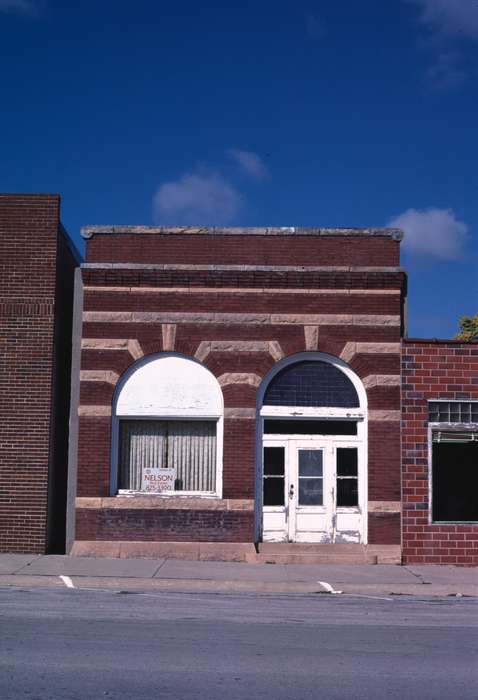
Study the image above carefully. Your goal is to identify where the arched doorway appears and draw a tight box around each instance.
[256,353,367,544]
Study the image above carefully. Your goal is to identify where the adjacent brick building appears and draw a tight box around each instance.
[402,340,478,565]
[68,226,406,562]
[0,194,80,553]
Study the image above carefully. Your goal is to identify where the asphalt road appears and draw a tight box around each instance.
[0,587,477,700]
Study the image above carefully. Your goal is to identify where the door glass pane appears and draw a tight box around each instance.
[337,448,358,476]
[337,479,358,507]
[299,478,323,505]
[263,447,285,506]
[264,446,285,475]
[298,450,323,476]
[264,477,285,506]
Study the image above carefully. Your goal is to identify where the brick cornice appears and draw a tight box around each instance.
[81,266,406,291]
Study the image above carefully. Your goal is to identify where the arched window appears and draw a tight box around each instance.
[263,360,360,408]
[111,354,223,496]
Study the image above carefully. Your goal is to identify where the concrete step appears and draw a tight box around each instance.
[259,543,365,554]
[257,543,377,565]
[256,553,377,565]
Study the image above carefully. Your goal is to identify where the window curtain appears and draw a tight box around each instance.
[119,420,217,492]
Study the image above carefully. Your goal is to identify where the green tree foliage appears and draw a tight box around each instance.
[455,314,478,341]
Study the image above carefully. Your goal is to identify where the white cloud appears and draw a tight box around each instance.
[153,171,241,225]
[408,0,478,41]
[0,0,37,14]
[388,207,468,259]
[227,149,269,181]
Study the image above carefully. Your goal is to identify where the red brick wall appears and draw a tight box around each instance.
[0,195,78,553]
[86,232,400,267]
[76,508,254,543]
[0,195,59,553]
[402,340,478,565]
[75,230,404,545]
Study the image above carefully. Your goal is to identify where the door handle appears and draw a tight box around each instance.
[289,484,295,500]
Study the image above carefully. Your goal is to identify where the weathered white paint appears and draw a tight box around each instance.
[116,354,223,418]
[262,437,364,544]
[256,352,368,545]
[260,406,365,419]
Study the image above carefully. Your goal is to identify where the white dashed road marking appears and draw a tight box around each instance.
[318,580,342,595]
[59,575,75,589]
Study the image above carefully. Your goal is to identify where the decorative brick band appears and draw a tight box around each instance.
[84,285,401,296]
[0,299,54,316]
[218,373,262,387]
[83,311,400,327]
[224,408,256,419]
[83,262,403,272]
[76,497,254,511]
[195,340,284,363]
[363,374,401,388]
[368,410,401,422]
[78,406,112,416]
[304,325,319,351]
[161,323,176,351]
[80,370,119,385]
[368,501,401,513]
[340,342,401,363]
[81,338,144,360]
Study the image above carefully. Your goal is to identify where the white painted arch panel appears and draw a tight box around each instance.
[115,353,223,418]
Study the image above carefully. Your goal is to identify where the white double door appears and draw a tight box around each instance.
[262,438,363,543]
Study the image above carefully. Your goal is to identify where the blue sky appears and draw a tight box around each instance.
[0,0,477,338]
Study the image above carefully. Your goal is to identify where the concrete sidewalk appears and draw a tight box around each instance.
[0,553,476,597]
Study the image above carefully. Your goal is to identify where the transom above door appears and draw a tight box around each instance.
[262,437,363,543]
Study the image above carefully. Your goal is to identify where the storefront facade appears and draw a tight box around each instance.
[68,226,405,563]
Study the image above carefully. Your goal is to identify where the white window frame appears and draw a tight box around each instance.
[111,353,224,498]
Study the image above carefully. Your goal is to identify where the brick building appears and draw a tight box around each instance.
[2,204,475,564]
[0,194,80,553]
[68,226,407,563]
[402,340,478,565]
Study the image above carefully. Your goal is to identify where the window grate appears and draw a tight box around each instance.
[429,401,478,424]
